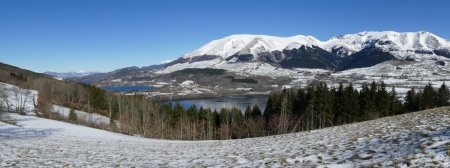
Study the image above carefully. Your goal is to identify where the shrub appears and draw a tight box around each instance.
[69,109,77,122]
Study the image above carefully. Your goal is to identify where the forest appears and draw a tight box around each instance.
[1,66,449,140]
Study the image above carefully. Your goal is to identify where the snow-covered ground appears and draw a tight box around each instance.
[51,105,111,127]
[0,82,38,114]
[1,107,448,167]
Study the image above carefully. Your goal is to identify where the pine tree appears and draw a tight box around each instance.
[420,83,438,110]
[359,83,372,120]
[345,83,360,123]
[389,87,404,115]
[244,106,252,118]
[333,84,345,125]
[405,88,419,112]
[251,105,262,118]
[376,82,390,117]
[187,104,198,122]
[437,83,450,106]
[170,102,184,127]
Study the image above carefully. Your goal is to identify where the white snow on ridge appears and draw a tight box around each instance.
[158,31,450,76]
[1,107,449,167]
[324,31,450,59]
[183,31,450,59]
[183,34,322,59]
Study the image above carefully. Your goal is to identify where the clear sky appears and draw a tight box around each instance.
[1,0,449,73]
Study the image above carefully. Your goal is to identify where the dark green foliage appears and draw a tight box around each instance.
[170,68,226,77]
[389,87,405,115]
[420,83,438,110]
[405,88,419,112]
[437,83,450,106]
[243,104,262,119]
[9,72,27,81]
[81,84,107,110]
[375,82,390,117]
[262,82,421,133]
[170,102,183,127]
[230,77,258,84]
[264,94,281,117]
[404,83,449,112]
[186,104,198,122]
[52,79,449,141]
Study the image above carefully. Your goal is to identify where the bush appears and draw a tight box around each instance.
[231,78,258,84]
[69,109,77,122]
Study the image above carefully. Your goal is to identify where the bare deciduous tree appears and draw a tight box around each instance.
[0,84,9,112]
[11,86,32,114]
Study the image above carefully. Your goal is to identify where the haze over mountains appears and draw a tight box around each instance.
[44,70,99,79]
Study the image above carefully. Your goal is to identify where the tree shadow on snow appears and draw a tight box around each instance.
[0,127,61,141]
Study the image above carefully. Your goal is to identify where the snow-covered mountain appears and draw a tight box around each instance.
[324,31,450,58]
[183,34,322,59]
[160,31,450,74]
[45,70,99,79]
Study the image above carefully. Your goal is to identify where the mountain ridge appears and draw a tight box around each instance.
[161,31,450,73]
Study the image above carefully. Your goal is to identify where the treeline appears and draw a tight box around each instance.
[103,81,449,140]
[405,83,450,111]
[264,82,406,134]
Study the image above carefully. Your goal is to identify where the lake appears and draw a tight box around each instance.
[163,95,269,112]
[102,85,154,92]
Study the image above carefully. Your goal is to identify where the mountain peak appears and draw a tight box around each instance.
[183,34,322,59]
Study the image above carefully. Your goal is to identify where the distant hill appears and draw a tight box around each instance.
[44,70,99,79]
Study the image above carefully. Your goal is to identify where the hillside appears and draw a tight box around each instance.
[1,107,448,167]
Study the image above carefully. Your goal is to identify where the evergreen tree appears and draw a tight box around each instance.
[251,104,262,117]
[345,83,360,122]
[420,83,438,110]
[170,102,184,127]
[359,83,372,120]
[187,104,198,122]
[244,106,252,118]
[333,84,345,125]
[294,88,307,117]
[405,88,419,112]
[376,82,390,117]
[437,83,450,106]
[389,87,404,115]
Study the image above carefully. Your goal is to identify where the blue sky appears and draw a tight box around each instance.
[1,0,449,72]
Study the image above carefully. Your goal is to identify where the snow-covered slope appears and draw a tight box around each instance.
[51,105,111,126]
[157,31,450,75]
[183,31,450,59]
[1,107,449,167]
[0,82,38,114]
[183,34,322,59]
[324,31,450,58]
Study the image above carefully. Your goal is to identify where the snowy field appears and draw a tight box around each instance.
[1,107,449,167]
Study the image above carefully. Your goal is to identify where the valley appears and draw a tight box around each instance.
[2,1,450,167]
[67,31,450,100]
